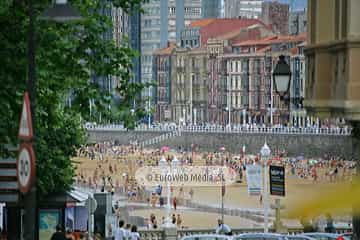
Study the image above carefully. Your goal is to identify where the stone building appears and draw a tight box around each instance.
[222,34,306,125]
[171,46,209,124]
[153,43,176,122]
[305,0,360,122]
[306,1,360,236]
[174,19,273,124]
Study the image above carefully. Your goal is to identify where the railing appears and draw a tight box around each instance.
[139,130,181,148]
[138,227,352,239]
[177,228,269,238]
[139,229,164,240]
[87,124,351,136]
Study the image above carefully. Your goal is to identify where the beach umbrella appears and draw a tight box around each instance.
[309,159,318,165]
[161,146,170,152]
[219,147,226,152]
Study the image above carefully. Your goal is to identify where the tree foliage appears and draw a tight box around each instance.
[0,0,147,197]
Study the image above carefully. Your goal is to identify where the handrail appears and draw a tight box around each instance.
[86,124,351,136]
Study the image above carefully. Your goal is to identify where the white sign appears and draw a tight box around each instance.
[246,165,262,196]
[17,144,35,193]
[164,110,171,119]
[18,92,33,140]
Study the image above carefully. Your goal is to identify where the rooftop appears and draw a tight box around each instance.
[232,32,306,47]
[153,42,176,55]
[200,18,270,44]
[189,18,216,27]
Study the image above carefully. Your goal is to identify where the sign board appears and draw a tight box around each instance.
[0,157,19,202]
[269,165,285,196]
[18,92,33,140]
[17,143,36,194]
[85,197,98,214]
[164,110,171,119]
[246,165,262,196]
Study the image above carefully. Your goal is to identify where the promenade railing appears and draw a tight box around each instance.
[87,124,351,136]
[138,227,352,239]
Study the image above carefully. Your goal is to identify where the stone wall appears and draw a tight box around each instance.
[87,130,354,158]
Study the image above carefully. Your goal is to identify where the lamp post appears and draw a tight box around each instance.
[225,107,231,128]
[148,86,152,128]
[273,55,292,125]
[260,142,271,233]
[159,156,179,227]
[24,1,81,239]
[219,147,226,223]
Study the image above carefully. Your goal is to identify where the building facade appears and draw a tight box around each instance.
[94,1,130,99]
[261,1,289,35]
[305,0,360,121]
[153,43,175,122]
[222,34,306,125]
[141,0,202,99]
[224,0,263,19]
[289,9,307,35]
[129,8,141,85]
[202,0,222,18]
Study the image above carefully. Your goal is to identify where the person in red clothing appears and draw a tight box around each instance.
[173,197,177,210]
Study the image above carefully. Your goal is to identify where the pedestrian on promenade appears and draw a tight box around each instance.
[176,214,182,228]
[114,220,126,240]
[130,225,140,240]
[215,219,232,235]
[173,197,177,210]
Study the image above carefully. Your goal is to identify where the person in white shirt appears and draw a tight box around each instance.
[130,225,140,240]
[124,223,131,239]
[114,220,126,240]
[215,219,232,235]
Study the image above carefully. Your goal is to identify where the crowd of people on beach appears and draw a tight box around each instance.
[73,141,357,233]
[75,140,357,199]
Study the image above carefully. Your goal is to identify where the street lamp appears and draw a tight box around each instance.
[225,107,231,128]
[260,142,271,233]
[159,156,178,227]
[273,55,292,125]
[273,55,291,99]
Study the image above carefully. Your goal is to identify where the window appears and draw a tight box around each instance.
[169,7,175,15]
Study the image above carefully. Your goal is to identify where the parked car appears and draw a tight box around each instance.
[300,232,352,240]
[180,234,232,240]
[233,233,289,240]
[286,235,316,240]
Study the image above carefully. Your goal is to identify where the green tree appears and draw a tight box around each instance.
[0,0,147,197]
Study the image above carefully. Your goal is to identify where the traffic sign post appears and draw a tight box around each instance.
[18,92,34,141]
[17,91,37,239]
[17,144,36,194]
[17,92,36,194]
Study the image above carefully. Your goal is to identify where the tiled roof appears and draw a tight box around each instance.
[153,43,176,55]
[232,33,307,47]
[198,18,271,44]
[190,18,216,27]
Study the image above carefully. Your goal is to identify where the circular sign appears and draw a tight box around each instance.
[17,144,36,194]
[85,197,98,214]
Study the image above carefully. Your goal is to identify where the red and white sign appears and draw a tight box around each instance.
[18,92,33,140]
[17,143,36,194]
